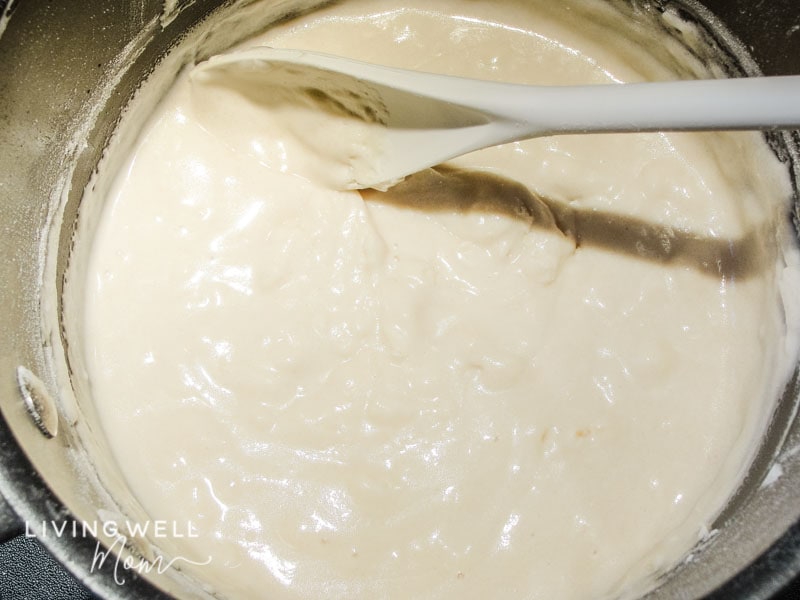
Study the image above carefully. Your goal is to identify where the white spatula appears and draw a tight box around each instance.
[193,47,800,190]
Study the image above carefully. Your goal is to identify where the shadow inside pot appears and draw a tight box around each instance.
[361,165,774,281]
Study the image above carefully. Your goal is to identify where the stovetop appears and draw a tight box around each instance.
[0,534,94,599]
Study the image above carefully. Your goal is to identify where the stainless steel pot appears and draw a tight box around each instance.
[0,0,798,598]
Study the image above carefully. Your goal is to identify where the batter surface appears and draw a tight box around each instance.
[81,0,800,598]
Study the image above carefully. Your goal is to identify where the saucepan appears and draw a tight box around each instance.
[0,0,798,597]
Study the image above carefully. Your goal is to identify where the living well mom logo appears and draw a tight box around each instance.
[25,517,212,585]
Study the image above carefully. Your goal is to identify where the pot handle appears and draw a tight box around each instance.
[0,491,22,542]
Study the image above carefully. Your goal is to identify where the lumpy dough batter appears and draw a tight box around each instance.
[82,0,800,598]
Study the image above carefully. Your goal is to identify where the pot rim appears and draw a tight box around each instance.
[1,0,799,598]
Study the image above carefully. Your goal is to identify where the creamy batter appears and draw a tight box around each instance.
[80,0,800,598]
